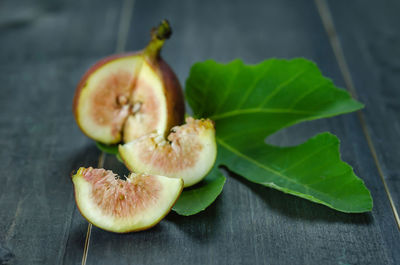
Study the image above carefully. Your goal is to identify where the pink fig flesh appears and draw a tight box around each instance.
[119,117,217,187]
[72,167,183,233]
[73,20,184,144]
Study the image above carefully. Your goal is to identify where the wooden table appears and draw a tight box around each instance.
[1,0,399,264]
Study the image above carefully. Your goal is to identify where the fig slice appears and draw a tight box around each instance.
[73,20,184,144]
[72,167,183,233]
[119,117,217,187]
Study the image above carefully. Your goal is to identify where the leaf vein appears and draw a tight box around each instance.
[214,65,241,114]
[236,61,275,109]
[198,69,219,116]
[280,142,336,173]
[218,138,304,186]
[258,68,309,108]
[210,108,313,120]
[287,80,326,109]
[217,138,344,200]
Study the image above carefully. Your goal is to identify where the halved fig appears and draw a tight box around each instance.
[119,117,217,187]
[72,167,183,233]
[73,20,184,144]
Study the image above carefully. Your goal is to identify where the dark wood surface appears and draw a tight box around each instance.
[1,0,399,264]
[327,0,400,215]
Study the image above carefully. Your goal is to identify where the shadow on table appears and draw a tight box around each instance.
[68,143,99,177]
[68,144,223,245]
[165,195,222,242]
[226,168,373,225]
[66,143,372,254]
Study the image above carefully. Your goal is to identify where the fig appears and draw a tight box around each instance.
[72,167,183,233]
[73,20,184,144]
[119,117,217,187]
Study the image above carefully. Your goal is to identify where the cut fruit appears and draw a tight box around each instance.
[73,20,184,144]
[119,117,217,187]
[72,167,183,233]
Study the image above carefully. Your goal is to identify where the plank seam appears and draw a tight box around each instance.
[314,0,400,230]
[81,0,136,263]
[116,0,136,53]
[81,152,105,265]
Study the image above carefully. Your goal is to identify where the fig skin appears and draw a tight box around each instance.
[152,57,185,139]
[72,167,184,233]
[140,20,185,139]
[73,20,185,144]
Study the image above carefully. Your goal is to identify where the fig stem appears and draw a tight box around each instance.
[153,20,172,40]
[144,20,172,60]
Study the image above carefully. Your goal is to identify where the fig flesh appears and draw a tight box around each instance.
[72,167,183,233]
[73,20,184,144]
[119,117,217,187]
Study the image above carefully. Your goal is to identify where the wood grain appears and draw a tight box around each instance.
[0,0,122,264]
[84,0,400,264]
[326,0,400,222]
[1,0,399,264]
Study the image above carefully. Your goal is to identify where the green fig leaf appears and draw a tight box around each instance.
[95,142,119,155]
[185,58,372,213]
[173,163,226,216]
[115,152,124,163]
[95,142,124,163]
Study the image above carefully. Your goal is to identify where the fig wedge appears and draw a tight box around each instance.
[119,117,217,187]
[72,167,183,233]
[73,20,184,144]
